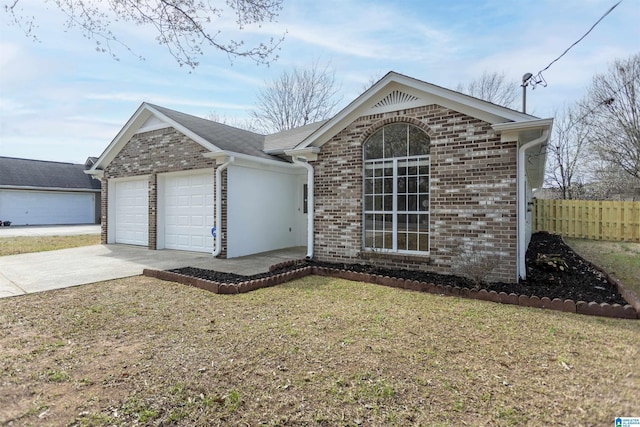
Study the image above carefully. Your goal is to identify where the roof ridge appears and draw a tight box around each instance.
[147,103,265,137]
[0,156,80,166]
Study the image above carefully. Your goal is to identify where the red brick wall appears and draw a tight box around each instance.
[102,128,218,251]
[311,105,519,282]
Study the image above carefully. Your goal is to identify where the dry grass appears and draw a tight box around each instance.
[1,275,638,426]
[0,235,101,256]
[565,238,640,296]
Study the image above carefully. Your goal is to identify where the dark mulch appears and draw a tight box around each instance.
[169,232,627,305]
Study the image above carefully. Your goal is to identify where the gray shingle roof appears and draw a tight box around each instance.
[264,120,329,152]
[148,104,285,162]
[0,157,101,190]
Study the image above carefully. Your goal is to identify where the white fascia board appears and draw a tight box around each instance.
[89,103,152,172]
[492,118,554,133]
[203,150,299,171]
[0,185,101,193]
[88,103,221,174]
[284,147,320,162]
[84,169,104,178]
[295,71,540,150]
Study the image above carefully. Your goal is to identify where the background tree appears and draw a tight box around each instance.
[456,71,519,109]
[251,62,341,133]
[4,0,284,68]
[545,104,592,199]
[205,111,260,133]
[584,53,640,180]
[584,163,640,200]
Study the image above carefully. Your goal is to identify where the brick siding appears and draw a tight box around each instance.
[311,105,519,283]
[101,128,222,253]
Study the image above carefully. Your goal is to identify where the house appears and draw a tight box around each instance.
[87,72,552,282]
[0,156,101,225]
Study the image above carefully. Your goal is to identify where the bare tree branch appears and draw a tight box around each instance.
[584,53,640,180]
[251,61,342,133]
[456,71,519,109]
[3,0,285,68]
[545,104,593,199]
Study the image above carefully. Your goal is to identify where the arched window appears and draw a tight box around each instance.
[363,123,430,253]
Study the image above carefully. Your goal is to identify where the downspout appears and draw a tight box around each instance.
[291,157,314,259]
[212,156,234,257]
[517,130,549,280]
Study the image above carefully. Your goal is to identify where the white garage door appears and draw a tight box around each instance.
[0,190,95,225]
[114,179,148,246]
[163,173,214,252]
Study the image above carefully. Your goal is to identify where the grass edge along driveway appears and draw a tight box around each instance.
[0,234,101,256]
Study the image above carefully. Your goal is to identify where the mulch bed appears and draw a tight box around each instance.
[169,232,627,306]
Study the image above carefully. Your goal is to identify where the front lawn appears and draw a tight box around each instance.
[1,275,637,426]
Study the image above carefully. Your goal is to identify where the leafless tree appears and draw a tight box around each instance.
[251,62,341,133]
[3,0,284,68]
[545,104,593,199]
[456,71,519,109]
[584,53,640,180]
[205,111,260,133]
[584,163,640,201]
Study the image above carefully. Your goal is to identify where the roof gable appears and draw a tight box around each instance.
[294,71,539,150]
[0,157,101,190]
[90,103,281,172]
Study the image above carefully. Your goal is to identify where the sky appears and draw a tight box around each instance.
[0,0,638,164]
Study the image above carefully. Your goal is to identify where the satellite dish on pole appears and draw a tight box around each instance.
[521,73,533,113]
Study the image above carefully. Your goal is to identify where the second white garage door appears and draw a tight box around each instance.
[162,172,214,252]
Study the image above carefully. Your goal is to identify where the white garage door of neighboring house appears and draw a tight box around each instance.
[162,172,214,253]
[0,189,95,225]
[114,179,149,246]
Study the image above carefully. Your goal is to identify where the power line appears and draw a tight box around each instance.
[525,0,622,88]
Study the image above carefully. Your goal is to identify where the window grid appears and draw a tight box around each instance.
[363,123,430,255]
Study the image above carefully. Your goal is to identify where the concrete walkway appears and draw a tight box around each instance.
[0,244,305,299]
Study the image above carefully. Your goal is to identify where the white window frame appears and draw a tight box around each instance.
[363,124,430,255]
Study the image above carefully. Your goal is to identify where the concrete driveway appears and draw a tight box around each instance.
[0,244,305,299]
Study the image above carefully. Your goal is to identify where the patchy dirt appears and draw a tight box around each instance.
[171,232,627,305]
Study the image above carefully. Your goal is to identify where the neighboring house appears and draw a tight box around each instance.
[0,156,101,225]
[87,72,552,282]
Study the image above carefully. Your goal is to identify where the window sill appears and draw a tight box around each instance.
[359,250,431,264]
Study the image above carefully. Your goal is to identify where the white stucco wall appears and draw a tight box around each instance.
[227,163,306,258]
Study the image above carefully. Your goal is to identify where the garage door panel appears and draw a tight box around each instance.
[162,172,214,252]
[114,179,148,246]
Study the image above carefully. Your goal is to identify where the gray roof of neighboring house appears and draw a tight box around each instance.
[149,104,285,162]
[0,157,101,190]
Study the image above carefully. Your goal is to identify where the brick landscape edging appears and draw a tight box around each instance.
[142,261,639,320]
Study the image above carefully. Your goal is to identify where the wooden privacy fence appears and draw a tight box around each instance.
[533,199,640,242]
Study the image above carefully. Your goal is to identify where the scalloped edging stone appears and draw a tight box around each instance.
[142,262,638,320]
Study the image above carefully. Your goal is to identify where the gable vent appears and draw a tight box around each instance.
[372,90,420,109]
